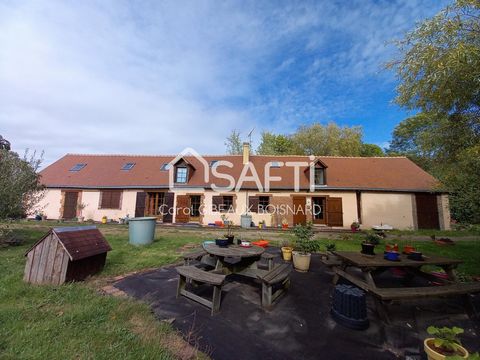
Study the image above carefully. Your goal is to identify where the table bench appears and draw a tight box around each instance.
[176,265,226,315]
[257,263,292,309]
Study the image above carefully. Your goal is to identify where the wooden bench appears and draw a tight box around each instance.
[183,249,208,265]
[257,263,292,309]
[372,282,480,301]
[176,266,226,315]
[260,252,276,271]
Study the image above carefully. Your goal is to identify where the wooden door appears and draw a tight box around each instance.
[312,197,327,224]
[415,193,440,229]
[292,196,307,225]
[162,192,174,223]
[326,197,343,227]
[175,195,190,223]
[63,191,78,219]
[134,192,147,217]
[189,195,201,222]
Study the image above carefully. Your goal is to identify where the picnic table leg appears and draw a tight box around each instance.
[442,265,459,282]
[211,285,222,315]
[177,274,186,298]
[215,257,224,271]
[332,263,347,285]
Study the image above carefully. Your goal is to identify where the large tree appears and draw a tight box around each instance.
[291,122,363,156]
[0,144,45,219]
[0,135,11,150]
[387,0,480,223]
[256,132,296,155]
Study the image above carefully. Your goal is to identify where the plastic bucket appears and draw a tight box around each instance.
[128,217,156,245]
[240,214,252,228]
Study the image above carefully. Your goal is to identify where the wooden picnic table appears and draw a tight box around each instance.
[203,243,268,278]
[331,251,480,316]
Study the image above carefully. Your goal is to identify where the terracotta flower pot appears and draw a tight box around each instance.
[292,251,311,272]
[424,338,468,360]
[281,247,293,261]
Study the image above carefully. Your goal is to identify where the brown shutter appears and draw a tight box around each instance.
[212,196,222,212]
[134,192,147,217]
[162,192,174,223]
[175,195,190,223]
[111,191,121,209]
[326,197,343,227]
[248,196,259,213]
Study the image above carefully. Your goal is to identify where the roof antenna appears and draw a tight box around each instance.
[247,128,254,146]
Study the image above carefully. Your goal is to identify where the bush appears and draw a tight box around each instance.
[292,222,320,254]
[364,232,382,245]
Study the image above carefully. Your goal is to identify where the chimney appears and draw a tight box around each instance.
[242,142,250,164]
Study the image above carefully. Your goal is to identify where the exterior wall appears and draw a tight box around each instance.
[79,190,137,221]
[37,189,63,220]
[437,194,451,230]
[38,188,450,230]
[361,192,415,230]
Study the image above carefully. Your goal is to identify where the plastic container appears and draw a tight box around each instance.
[252,240,269,248]
[240,214,252,228]
[128,217,156,245]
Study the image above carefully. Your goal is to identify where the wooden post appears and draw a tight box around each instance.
[177,275,186,298]
[212,286,222,315]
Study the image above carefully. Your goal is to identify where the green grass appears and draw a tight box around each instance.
[0,223,205,360]
[0,221,479,359]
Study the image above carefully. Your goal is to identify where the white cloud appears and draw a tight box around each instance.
[0,0,447,165]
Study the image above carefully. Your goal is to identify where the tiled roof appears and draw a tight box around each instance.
[39,153,440,192]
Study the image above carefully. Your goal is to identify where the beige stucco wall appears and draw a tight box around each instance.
[437,194,451,230]
[79,190,137,221]
[361,192,415,230]
[36,189,63,219]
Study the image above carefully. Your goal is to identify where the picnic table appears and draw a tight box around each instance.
[203,243,267,278]
[331,251,480,319]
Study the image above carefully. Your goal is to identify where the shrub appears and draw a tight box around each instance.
[292,222,320,254]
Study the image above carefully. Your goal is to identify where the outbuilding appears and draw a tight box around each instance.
[24,226,111,285]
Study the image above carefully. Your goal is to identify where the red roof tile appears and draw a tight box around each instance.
[39,154,440,192]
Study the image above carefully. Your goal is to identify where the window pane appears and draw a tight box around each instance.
[315,168,325,185]
[176,167,188,183]
[70,163,86,172]
[122,163,135,170]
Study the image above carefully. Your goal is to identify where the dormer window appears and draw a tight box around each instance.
[70,163,86,172]
[271,161,281,168]
[175,167,188,183]
[315,167,326,185]
[210,160,218,168]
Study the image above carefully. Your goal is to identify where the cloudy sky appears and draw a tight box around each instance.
[0,0,447,166]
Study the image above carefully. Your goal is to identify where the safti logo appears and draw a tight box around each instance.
[169,148,319,193]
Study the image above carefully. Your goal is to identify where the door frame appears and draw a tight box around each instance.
[311,196,328,225]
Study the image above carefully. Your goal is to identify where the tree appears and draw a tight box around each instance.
[0,135,11,150]
[387,0,480,116]
[360,143,385,157]
[256,132,296,155]
[387,0,480,223]
[291,122,363,156]
[224,130,243,155]
[0,149,45,219]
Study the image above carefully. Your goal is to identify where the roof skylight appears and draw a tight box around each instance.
[121,163,135,170]
[69,163,86,172]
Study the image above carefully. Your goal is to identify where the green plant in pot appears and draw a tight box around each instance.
[350,221,360,232]
[221,215,235,244]
[424,326,469,360]
[292,222,320,272]
[361,232,381,256]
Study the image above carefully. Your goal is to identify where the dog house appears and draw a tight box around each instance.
[24,226,111,285]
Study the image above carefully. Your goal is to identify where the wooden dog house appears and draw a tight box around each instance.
[24,226,111,285]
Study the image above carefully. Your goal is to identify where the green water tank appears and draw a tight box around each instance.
[128,217,157,245]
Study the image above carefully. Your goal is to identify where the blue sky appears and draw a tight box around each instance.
[0,0,448,165]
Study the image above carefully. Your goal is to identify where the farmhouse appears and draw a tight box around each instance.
[37,144,450,230]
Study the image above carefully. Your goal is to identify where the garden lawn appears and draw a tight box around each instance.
[0,222,206,360]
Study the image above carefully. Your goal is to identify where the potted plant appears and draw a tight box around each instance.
[281,218,289,230]
[351,221,360,232]
[281,239,293,261]
[424,326,469,359]
[292,222,320,272]
[77,203,86,222]
[361,232,381,256]
[221,215,234,244]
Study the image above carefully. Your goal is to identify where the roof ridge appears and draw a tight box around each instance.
[64,153,407,159]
